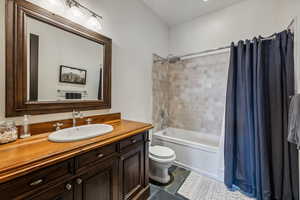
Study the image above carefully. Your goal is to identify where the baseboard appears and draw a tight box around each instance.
[132,185,150,200]
[173,161,223,182]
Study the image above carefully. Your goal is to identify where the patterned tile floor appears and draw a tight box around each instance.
[148,165,190,200]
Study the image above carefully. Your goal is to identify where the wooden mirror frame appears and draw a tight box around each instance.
[5,0,112,117]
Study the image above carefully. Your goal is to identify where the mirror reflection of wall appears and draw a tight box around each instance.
[27,17,104,102]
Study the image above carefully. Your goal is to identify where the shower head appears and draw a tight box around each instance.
[168,56,181,64]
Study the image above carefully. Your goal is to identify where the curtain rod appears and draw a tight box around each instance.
[154,18,296,64]
[171,45,230,61]
[169,33,280,62]
[164,18,296,63]
[287,18,295,30]
[153,53,167,63]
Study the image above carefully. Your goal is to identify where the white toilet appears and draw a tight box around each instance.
[149,145,176,184]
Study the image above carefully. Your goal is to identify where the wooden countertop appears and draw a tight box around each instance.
[0,120,153,184]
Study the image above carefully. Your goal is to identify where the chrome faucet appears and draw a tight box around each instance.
[72,110,83,127]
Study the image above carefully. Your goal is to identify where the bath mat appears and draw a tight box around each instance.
[177,172,254,200]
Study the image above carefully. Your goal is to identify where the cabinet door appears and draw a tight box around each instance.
[74,157,118,200]
[29,181,74,200]
[119,144,145,200]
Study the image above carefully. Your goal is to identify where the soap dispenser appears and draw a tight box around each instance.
[20,115,31,139]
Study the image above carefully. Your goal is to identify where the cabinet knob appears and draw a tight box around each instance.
[97,153,104,158]
[76,178,82,185]
[65,183,72,191]
[131,139,137,143]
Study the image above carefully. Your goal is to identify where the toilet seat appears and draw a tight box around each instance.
[149,146,176,163]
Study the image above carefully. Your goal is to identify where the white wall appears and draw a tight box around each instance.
[0,0,169,124]
[169,0,298,56]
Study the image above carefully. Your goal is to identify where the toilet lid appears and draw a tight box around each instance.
[149,146,175,159]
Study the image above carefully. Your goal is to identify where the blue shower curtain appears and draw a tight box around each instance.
[224,30,299,200]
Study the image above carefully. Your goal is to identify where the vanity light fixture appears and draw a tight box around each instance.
[65,0,103,30]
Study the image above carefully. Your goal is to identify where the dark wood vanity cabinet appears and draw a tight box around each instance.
[74,156,119,200]
[0,132,149,200]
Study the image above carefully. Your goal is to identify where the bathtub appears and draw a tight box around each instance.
[152,127,222,180]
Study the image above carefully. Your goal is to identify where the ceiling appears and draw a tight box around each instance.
[142,0,245,26]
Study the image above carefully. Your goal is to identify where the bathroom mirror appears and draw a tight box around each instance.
[6,0,112,117]
[27,17,104,102]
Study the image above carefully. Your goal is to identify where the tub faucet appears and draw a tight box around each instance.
[72,110,83,127]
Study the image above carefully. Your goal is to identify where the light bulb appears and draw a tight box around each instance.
[47,0,61,6]
[89,16,98,27]
[87,15,102,31]
[37,0,64,14]
[70,5,83,18]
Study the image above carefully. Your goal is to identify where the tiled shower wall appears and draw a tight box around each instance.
[152,55,169,132]
[152,52,230,135]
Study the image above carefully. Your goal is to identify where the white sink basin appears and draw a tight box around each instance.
[48,124,113,143]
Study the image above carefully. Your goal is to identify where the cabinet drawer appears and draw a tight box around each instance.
[0,159,73,200]
[76,143,117,170]
[119,133,144,150]
[29,181,74,200]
